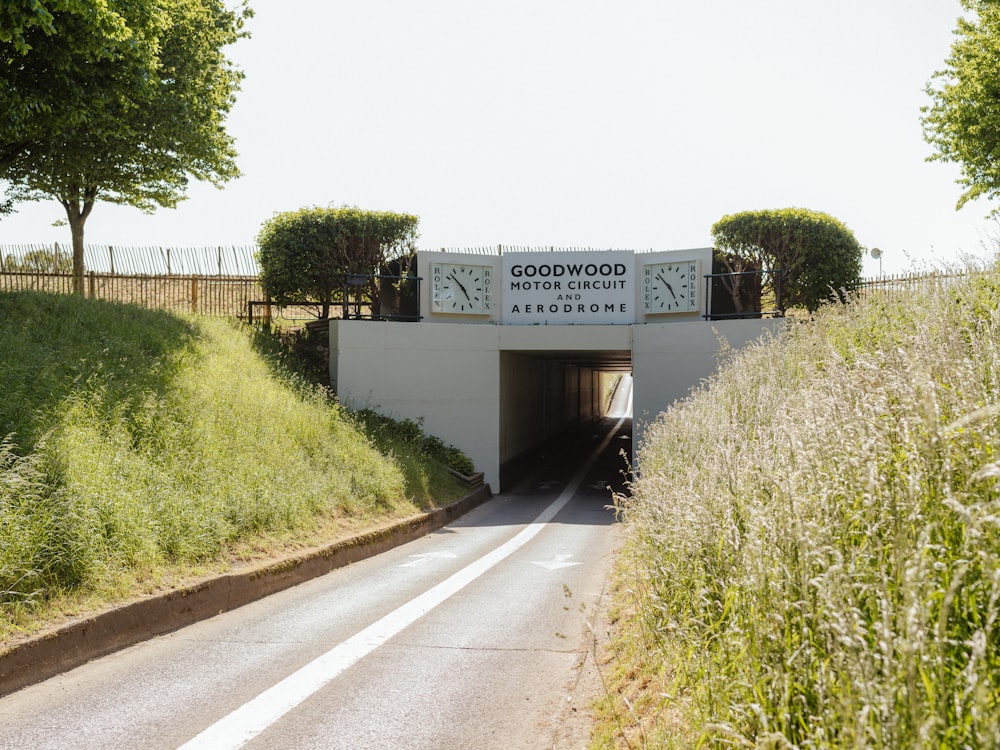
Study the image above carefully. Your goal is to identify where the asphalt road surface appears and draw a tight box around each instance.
[0,416,630,750]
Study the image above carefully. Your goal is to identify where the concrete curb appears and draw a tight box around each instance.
[0,485,492,698]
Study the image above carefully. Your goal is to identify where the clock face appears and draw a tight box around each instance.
[642,260,700,314]
[431,263,493,314]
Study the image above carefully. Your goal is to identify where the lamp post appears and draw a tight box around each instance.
[870,247,883,276]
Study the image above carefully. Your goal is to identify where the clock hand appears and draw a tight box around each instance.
[448,272,471,300]
[656,273,678,300]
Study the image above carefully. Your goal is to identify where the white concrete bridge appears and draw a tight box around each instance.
[330,249,781,492]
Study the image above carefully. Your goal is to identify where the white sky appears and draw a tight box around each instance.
[1,0,995,276]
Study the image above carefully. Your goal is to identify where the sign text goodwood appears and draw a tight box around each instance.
[502,251,634,324]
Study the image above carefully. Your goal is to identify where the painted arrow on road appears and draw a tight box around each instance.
[399,551,458,568]
[532,554,582,571]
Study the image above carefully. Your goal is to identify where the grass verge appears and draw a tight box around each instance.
[0,291,469,642]
[594,266,1000,748]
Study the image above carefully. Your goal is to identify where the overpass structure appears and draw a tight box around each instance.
[329,248,782,492]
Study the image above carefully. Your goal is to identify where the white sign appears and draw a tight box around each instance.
[502,251,634,324]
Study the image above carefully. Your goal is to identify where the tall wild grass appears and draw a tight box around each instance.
[601,268,1000,748]
[0,292,465,629]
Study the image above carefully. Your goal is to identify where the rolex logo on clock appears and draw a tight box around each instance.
[431,262,493,314]
[642,260,701,314]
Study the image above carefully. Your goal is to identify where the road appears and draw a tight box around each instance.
[0,416,630,750]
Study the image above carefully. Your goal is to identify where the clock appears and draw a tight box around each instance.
[642,260,701,314]
[430,262,493,314]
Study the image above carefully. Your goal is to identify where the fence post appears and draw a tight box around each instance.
[88,271,96,299]
[191,275,198,313]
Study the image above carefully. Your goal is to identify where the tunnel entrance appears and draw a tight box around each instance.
[330,317,781,494]
[497,348,632,492]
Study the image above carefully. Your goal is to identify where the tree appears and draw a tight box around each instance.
[922,0,1000,213]
[1,1,138,216]
[1,1,160,181]
[256,206,420,319]
[0,0,251,294]
[711,208,863,314]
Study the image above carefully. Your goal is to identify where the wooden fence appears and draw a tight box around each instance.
[0,270,265,318]
[0,243,259,276]
[0,244,272,319]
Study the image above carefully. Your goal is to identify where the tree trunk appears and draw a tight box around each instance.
[722,276,745,315]
[60,187,97,296]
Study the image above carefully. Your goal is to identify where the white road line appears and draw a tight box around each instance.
[178,417,623,750]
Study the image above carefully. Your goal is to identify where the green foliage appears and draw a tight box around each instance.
[249,323,330,388]
[0,0,133,164]
[0,0,251,293]
[711,207,863,313]
[255,205,419,318]
[923,1,1000,213]
[355,410,476,477]
[604,266,1000,748]
[0,291,470,621]
[0,435,84,604]
[0,1,118,56]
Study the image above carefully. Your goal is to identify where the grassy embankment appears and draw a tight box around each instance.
[595,266,1000,748]
[0,291,469,642]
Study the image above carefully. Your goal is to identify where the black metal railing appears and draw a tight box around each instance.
[247,273,423,326]
[703,269,783,320]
